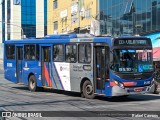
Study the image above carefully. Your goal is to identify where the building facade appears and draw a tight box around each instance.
[99,0,160,36]
[0,0,47,43]
[47,0,98,35]
[48,0,160,37]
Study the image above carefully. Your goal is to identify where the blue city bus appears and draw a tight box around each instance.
[4,34,154,99]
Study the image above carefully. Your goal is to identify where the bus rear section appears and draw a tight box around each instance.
[4,43,40,87]
[109,37,154,96]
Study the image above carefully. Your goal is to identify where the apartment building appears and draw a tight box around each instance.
[47,0,99,35]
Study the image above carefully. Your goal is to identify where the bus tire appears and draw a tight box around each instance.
[28,75,37,92]
[82,80,95,99]
[81,92,85,98]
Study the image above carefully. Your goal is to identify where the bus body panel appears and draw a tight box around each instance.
[51,62,64,89]
[4,60,17,83]
[22,61,41,86]
[54,62,70,90]
[3,35,154,97]
[69,43,94,92]
[109,71,153,96]
[70,62,94,92]
[105,82,112,96]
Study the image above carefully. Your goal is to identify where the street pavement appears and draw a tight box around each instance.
[0,62,160,120]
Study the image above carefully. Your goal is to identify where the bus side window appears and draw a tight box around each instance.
[85,44,91,63]
[53,44,64,62]
[36,45,39,60]
[30,45,36,60]
[24,45,36,60]
[78,44,91,63]
[44,48,50,62]
[24,45,30,59]
[6,45,15,60]
[65,44,77,63]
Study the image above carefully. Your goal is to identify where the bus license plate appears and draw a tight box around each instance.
[134,87,143,92]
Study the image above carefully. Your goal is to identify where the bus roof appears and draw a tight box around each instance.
[4,37,112,44]
[4,34,113,45]
[4,34,148,46]
[116,35,149,39]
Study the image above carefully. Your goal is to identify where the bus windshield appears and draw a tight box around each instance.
[111,49,153,73]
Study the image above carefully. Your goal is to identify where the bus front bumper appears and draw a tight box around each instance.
[111,85,151,96]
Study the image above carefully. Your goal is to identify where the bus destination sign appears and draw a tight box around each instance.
[116,39,147,45]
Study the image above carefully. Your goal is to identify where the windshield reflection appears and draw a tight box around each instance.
[111,49,153,73]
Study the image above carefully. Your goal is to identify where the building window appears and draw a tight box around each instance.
[65,44,77,63]
[21,0,36,38]
[85,9,91,19]
[61,18,67,27]
[53,21,58,30]
[53,0,58,9]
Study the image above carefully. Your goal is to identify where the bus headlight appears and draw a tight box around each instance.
[119,82,124,88]
[113,80,124,89]
[144,81,151,85]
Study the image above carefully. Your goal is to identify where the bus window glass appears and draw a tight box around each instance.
[24,45,35,60]
[36,45,39,60]
[53,44,64,62]
[30,45,35,59]
[79,44,91,63]
[65,44,77,63]
[86,45,91,62]
[112,49,153,73]
[6,45,15,60]
[44,48,50,62]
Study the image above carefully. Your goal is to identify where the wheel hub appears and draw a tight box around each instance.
[30,79,35,89]
[86,85,93,95]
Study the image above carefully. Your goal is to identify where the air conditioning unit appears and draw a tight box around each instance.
[80,7,85,17]
[86,25,90,30]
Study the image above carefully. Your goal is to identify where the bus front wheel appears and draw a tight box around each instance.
[28,75,37,92]
[82,80,95,99]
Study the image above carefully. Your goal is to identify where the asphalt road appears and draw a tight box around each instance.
[0,63,160,120]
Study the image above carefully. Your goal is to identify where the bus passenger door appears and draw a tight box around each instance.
[41,46,52,87]
[94,45,110,94]
[16,46,23,83]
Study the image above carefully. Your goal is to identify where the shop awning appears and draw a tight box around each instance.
[153,47,160,61]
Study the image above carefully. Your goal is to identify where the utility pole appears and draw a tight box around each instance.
[77,0,80,34]
[1,21,24,39]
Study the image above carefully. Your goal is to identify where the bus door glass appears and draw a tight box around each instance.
[94,45,110,93]
[16,46,23,83]
[41,46,52,87]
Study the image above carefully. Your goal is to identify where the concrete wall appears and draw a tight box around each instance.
[36,0,44,38]
[11,0,22,40]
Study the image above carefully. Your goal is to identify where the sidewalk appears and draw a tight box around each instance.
[0,59,3,70]
[0,59,3,64]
